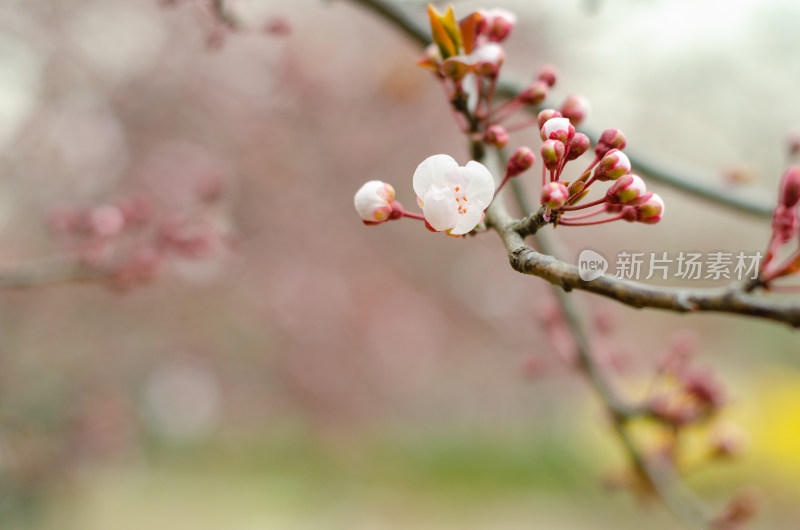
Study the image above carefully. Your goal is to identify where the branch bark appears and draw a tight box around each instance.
[486,200,800,328]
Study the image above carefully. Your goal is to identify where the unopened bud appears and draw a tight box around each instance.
[541,182,569,209]
[518,81,548,106]
[537,65,557,87]
[711,489,760,529]
[540,117,575,144]
[537,109,562,130]
[710,422,750,459]
[472,42,505,77]
[567,133,590,160]
[89,204,125,237]
[779,165,800,208]
[541,139,566,171]
[606,174,649,205]
[595,128,627,158]
[772,205,798,243]
[593,149,631,181]
[506,146,535,177]
[354,180,398,224]
[559,94,590,125]
[683,369,724,410]
[788,131,800,157]
[479,8,517,43]
[483,125,508,148]
[635,193,665,224]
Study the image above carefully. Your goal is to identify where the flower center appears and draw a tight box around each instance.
[454,186,468,215]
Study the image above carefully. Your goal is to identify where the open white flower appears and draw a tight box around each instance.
[354,180,396,223]
[412,154,495,235]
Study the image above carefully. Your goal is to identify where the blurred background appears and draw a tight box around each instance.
[0,0,799,528]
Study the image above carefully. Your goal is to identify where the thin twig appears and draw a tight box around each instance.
[0,260,108,289]
[540,243,712,529]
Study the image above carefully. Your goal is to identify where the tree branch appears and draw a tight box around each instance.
[345,0,774,219]
[485,201,800,328]
[0,260,108,289]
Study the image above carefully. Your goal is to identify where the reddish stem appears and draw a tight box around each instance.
[401,211,426,221]
[557,206,607,220]
[560,197,607,211]
[503,116,540,133]
[559,214,623,226]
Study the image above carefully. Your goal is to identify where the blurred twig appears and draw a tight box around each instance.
[346,0,774,219]
[496,146,712,528]
[0,260,107,289]
[535,230,712,530]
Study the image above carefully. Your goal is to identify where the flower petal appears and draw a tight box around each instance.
[413,154,459,199]
[422,187,459,231]
[450,207,483,235]
[460,161,495,206]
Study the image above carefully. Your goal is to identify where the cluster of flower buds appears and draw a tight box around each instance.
[354,154,496,236]
[49,188,235,290]
[759,166,800,285]
[417,6,517,129]
[516,112,665,227]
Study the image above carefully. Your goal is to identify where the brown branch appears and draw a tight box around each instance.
[485,201,800,328]
[0,260,109,289]
[345,0,774,219]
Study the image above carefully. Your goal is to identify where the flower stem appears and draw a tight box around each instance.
[558,206,607,220]
[559,214,623,226]
[401,211,425,221]
[560,197,607,211]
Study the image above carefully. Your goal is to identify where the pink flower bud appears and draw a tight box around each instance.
[788,131,800,156]
[479,8,517,43]
[506,146,535,177]
[606,174,649,205]
[593,149,631,181]
[537,109,562,130]
[559,94,590,125]
[634,193,665,224]
[567,133,590,161]
[772,205,798,243]
[541,182,569,209]
[595,128,627,158]
[537,65,557,87]
[518,81,548,106]
[483,125,508,148]
[263,16,291,36]
[779,165,800,208]
[540,117,575,144]
[710,422,750,459]
[89,204,125,237]
[541,140,565,171]
[354,180,397,224]
[471,43,505,77]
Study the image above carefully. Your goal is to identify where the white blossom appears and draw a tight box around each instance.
[412,154,495,235]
